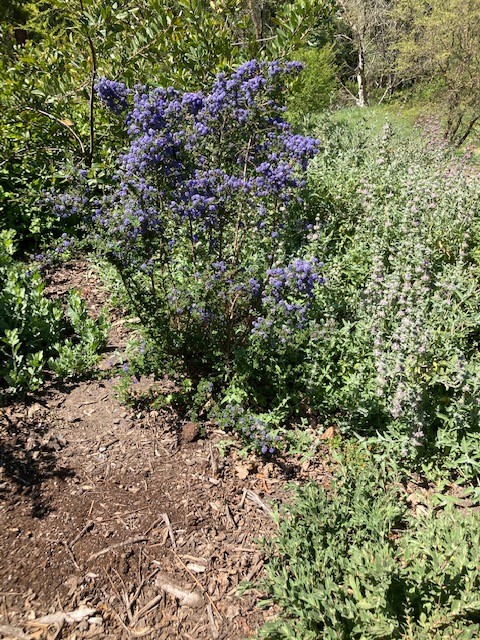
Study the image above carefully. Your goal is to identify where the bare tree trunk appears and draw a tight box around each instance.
[356,43,367,107]
[455,115,480,147]
[448,111,464,142]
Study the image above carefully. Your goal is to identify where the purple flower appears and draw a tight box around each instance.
[96,78,130,114]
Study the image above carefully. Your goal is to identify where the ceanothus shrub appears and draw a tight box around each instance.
[94,60,321,391]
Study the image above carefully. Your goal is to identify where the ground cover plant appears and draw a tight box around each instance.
[258,452,480,640]
[0,229,108,399]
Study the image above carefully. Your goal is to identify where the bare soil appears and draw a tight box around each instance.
[0,261,331,640]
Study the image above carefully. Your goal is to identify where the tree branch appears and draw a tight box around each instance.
[21,106,85,155]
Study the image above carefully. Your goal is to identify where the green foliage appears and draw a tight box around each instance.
[0,0,333,249]
[258,0,336,60]
[0,0,245,248]
[395,0,480,145]
[259,454,480,639]
[0,231,63,395]
[49,290,109,379]
[287,45,337,119]
[0,231,108,398]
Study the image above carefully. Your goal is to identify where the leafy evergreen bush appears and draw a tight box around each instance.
[287,45,337,119]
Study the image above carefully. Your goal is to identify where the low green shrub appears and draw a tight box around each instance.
[287,45,337,120]
[0,230,108,399]
[259,455,480,639]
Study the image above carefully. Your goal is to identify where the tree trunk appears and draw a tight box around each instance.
[247,0,265,41]
[447,111,464,142]
[356,43,367,107]
[455,115,480,147]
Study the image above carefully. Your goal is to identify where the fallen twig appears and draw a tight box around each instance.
[131,593,164,624]
[224,502,237,529]
[70,520,94,547]
[27,606,96,628]
[87,536,148,562]
[170,549,223,619]
[154,572,203,608]
[209,442,219,477]
[161,513,177,549]
[125,568,160,623]
[246,558,264,582]
[144,515,164,536]
[78,395,108,407]
[61,540,81,571]
[206,603,219,639]
[238,487,248,509]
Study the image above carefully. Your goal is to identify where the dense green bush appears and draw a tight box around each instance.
[0,230,108,399]
[287,45,337,119]
[0,0,329,251]
[259,454,480,639]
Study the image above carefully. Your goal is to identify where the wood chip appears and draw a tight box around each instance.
[0,624,30,639]
[27,606,96,627]
[155,573,203,607]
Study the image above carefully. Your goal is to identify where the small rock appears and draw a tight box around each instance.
[181,421,200,444]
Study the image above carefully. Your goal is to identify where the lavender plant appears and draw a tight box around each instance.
[93,60,321,419]
[305,116,480,477]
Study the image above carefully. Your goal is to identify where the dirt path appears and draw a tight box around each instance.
[0,261,329,640]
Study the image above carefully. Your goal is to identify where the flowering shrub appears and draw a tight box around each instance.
[215,403,284,454]
[94,60,321,416]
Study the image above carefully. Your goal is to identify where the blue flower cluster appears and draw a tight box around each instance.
[253,258,324,340]
[94,60,319,263]
[96,78,131,115]
[219,404,282,455]
[42,169,91,221]
[268,258,323,300]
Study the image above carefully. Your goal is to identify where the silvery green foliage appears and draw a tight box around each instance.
[304,117,480,476]
[259,454,480,639]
